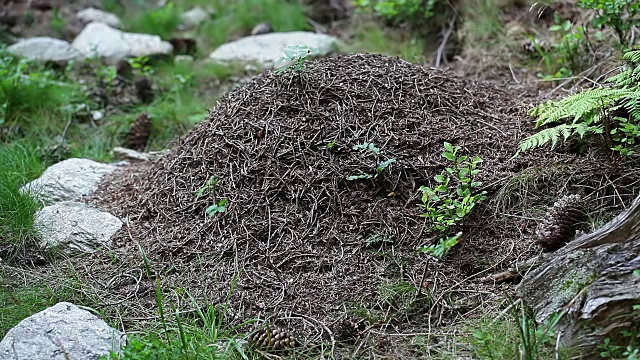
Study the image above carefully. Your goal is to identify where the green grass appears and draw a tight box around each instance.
[0,51,86,127]
[181,0,311,51]
[346,20,427,63]
[0,282,59,337]
[0,141,45,259]
[124,3,183,40]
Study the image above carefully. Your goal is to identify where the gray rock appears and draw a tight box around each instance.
[35,201,123,254]
[21,158,117,205]
[251,22,272,36]
[72,22,173,63]
[7,37,85,61]
[208,31,339,69]
[0,302,126,359]
[181,7,210,28]
[112,146,169,162]
[76,8,122,28]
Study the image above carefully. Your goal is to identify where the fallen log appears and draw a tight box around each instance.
[518,194,640,357]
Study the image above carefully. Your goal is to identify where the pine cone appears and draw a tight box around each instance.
[536,194,586,251]
[335,318,367,341]
[128,113,152,151]
[248,325,296,352]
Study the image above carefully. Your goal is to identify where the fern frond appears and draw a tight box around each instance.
[517,123,603,155]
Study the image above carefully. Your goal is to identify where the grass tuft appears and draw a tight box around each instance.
[0,141,45,260]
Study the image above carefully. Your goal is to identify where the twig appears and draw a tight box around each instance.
[435,15,456,68]
[509,63,520,84]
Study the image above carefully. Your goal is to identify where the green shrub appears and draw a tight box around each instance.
[578,0,640,45]
[517,48,640,156]
[0,51,84,126]
[418,142,487,235]
[125,3,182,40]
[535,15,588,80]
[0,141,45,257]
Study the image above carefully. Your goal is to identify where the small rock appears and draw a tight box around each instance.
[72,22,173,63]
[208,31,339,69]
[0,302,126,359]
[21,158,117,205]
[7,37,85,62]
[174,55,194,64]
[251,22,272,36]
[181,7,210,28]
[91,110,104,121]
[76,8,122,28]
[113,146,169,162]
[35,201,123,254]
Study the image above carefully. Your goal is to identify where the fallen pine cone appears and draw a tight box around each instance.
[536,194,586,251]
[248,325,296,352]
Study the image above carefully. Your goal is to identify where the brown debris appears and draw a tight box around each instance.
[90,54,638,350]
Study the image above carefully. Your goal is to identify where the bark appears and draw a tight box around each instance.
[518,194,640,357]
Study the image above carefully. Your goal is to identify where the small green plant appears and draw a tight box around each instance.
[346,142,396,180]
[418,142,487,235]
[128,56,154,77]
[206,199,228,217]
[275,45,319,74]
[195,176,228,217]
[517,47,640,156]
[535,15,588,80]
[578,0,640,45]
[418,232,461,259]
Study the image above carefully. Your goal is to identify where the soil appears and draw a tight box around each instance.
[87,53,640,357]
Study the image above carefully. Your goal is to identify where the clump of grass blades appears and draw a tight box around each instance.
[108,246,252,359]
[0,141,45,260]
[0,51,85,127]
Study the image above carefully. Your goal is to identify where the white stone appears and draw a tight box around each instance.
[76,8,122,28]
[0,302,126,359]
[72,22,173,63]
[7,37,85,62]
[208,31,339,69]
[91,110,104,121]
[35,201,123,254]
[181,7,210,28]
[21,158,117,205]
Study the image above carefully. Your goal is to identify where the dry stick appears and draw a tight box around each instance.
[435,15,457,68]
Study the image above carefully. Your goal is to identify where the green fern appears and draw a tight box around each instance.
[517,48,640,155]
